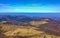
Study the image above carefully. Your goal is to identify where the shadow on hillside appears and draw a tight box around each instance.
[38,23,60,36]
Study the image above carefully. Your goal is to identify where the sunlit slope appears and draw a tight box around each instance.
[29,21,48,27]
[0,24,43,36]
[4,27,43,36]
[1,24,60,38]
[0,19,60,38]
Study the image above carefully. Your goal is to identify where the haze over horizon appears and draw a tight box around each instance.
[0,0,60,13]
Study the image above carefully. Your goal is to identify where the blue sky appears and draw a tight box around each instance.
[0,0,60,12]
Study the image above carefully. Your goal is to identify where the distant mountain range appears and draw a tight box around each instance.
[0,14,59,22]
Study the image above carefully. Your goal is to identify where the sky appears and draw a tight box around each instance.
[0,0,60,13]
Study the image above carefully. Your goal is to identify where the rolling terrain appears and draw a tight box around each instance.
[0,15,60,38]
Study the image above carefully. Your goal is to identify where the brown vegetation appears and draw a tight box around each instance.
[0,18,60,38]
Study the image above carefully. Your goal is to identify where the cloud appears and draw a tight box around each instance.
[0,4,15,12]
[0,4,10,7]
[0,3,60,12]
[0,4,15,10]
